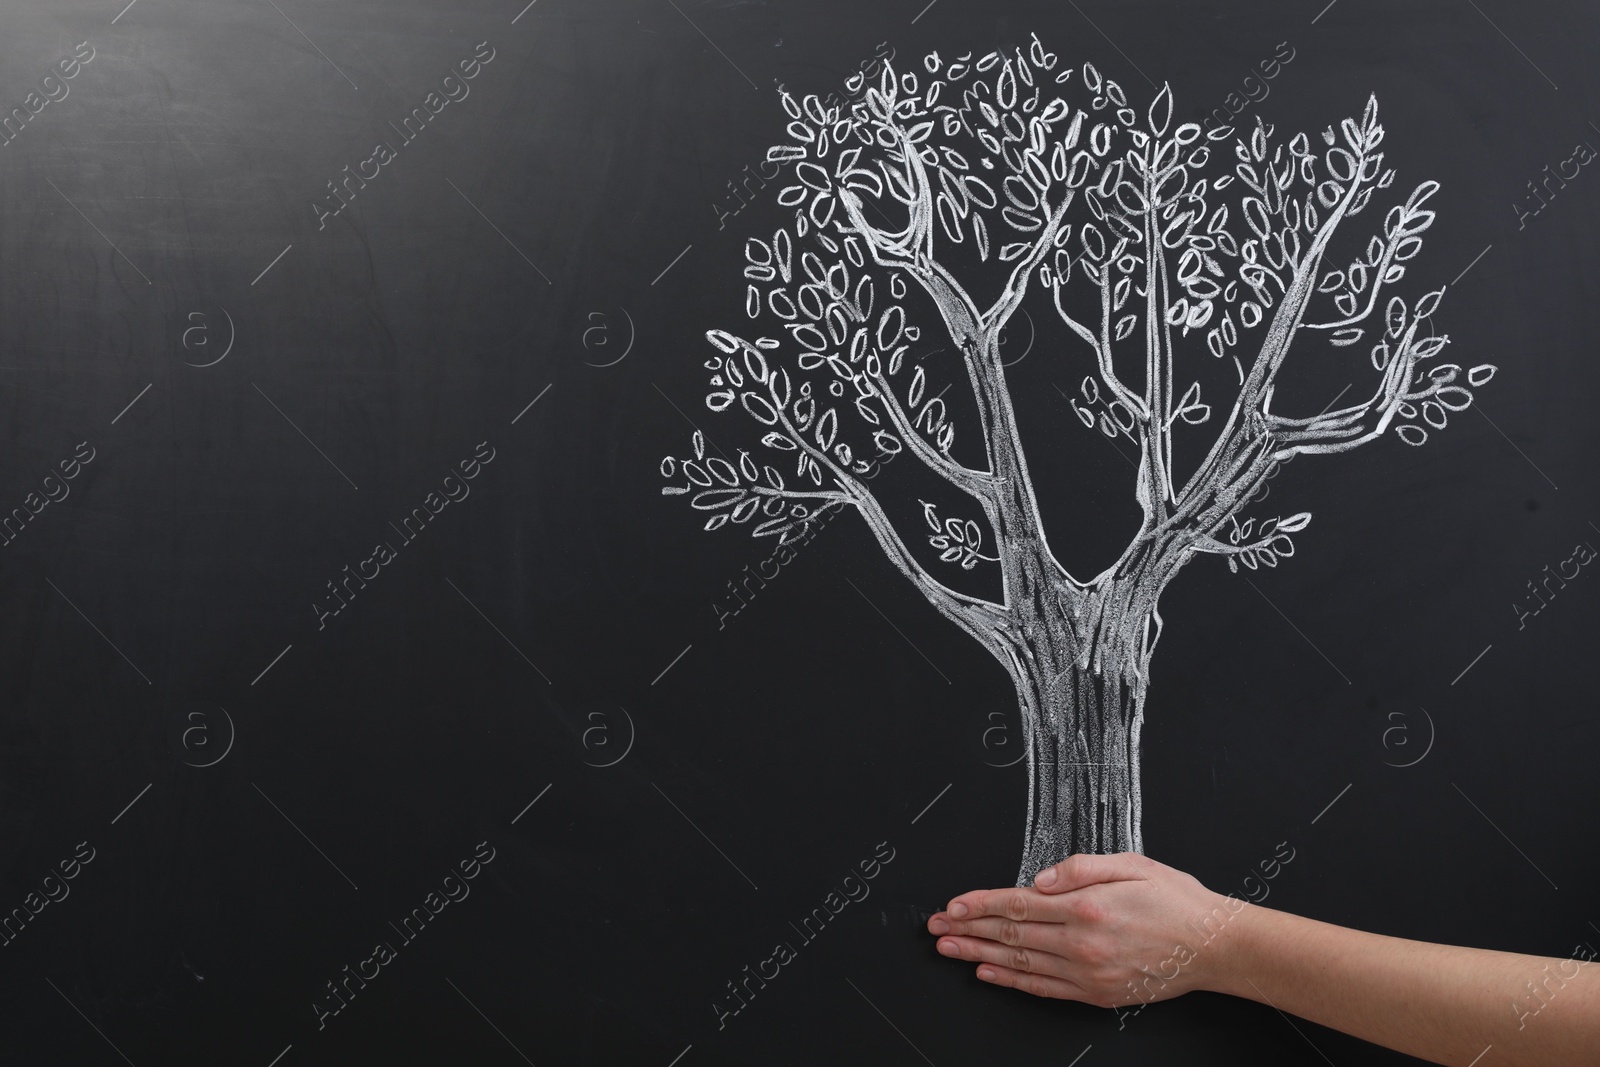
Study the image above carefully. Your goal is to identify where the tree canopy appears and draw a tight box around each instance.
[663,33,1494,596]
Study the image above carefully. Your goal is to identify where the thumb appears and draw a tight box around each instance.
[1032,852,1153,894]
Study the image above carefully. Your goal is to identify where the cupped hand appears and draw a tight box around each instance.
[926,853,1243,1007]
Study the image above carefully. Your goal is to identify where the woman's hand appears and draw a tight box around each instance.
[926,852,1243,1007]
[930,853,1600,1065]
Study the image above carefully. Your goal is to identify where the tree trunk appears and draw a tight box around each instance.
[1000,578,1157,888]
[1012,653,1147,886]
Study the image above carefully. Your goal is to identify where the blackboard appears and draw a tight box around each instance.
[2,1,1597,1064]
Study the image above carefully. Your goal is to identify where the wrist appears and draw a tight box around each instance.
[1190,892,1259,999]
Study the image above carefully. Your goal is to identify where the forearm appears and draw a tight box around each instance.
[1213,902,1600,1066]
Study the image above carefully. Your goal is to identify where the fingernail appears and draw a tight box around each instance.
[938,939,959,956]
[1034,867,1058,888]
[977,968,995,981]
[949,902,968,918]
[928,918,950,934]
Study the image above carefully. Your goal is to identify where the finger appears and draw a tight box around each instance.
[1032,852,1154,894]
[931,915,1065,952]
[970,959,1090,1002]
[943,886,1043,922]
[935,934,1078,983]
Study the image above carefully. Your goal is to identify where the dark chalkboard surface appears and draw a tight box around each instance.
[2,1,1597,1063]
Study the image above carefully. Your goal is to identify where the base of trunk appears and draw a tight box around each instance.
[1014,663,1145,887]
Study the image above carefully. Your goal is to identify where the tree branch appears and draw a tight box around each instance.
[1297,229,1402,332]
[802,236,996,502]
[865,367,997,498]
[1266,320,1424,458]
[835,130,1054,542]
[835,105,1084,595]
[982,192,1074,332]
[837,183,985,348]
[760,366,1005,625]
[1048,258,1148,422]
[1143,174,1178,516]
[748,485,852,503]
[1173,125,1377,519]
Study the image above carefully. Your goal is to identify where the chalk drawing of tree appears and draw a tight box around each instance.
[660,34,1496,886]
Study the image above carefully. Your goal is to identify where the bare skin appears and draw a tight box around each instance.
[926,853,1600,1066]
